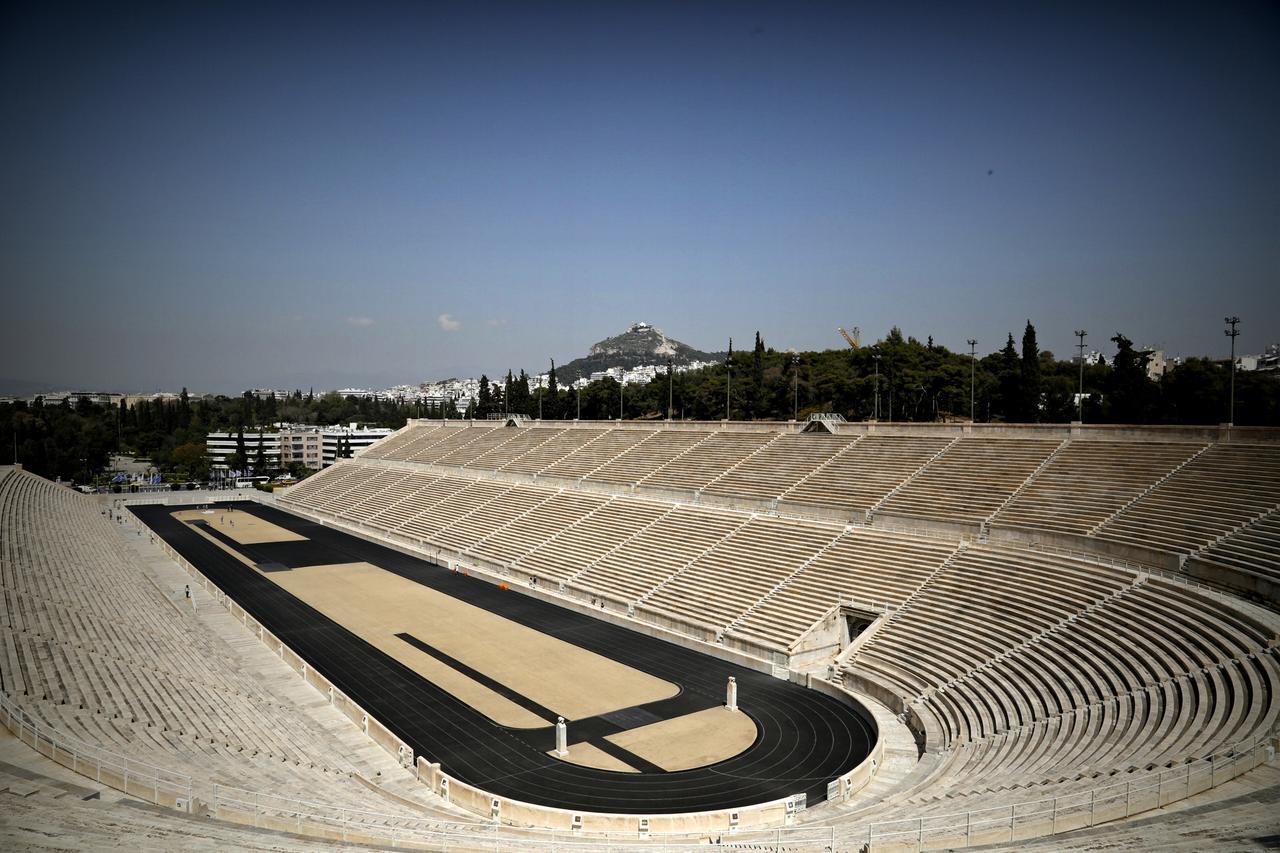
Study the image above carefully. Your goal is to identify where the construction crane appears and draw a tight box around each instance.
[838,327,861,349]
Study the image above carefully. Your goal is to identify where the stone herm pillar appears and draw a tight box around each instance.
[726,676,738,712]
[556,716,569,756]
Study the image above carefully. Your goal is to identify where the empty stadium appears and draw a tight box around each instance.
[3,416,1279,851]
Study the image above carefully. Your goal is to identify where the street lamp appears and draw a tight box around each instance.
[576,383,581,421]
[1225,316,1240,425]
[966,339,977,423]
[1074,330,1087,423]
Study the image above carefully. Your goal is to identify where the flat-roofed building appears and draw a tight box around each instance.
[207,423,392,471]
[322,423,393,466]
[206,431,282,471]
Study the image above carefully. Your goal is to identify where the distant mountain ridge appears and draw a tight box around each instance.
[554,323,726,384]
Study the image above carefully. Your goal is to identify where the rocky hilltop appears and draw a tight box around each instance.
[555,323,725,384]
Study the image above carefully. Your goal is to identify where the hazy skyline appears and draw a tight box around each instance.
[2,2,1277,393]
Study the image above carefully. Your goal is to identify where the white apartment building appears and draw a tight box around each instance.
[206,431,282,471]
[207,423,393,471]
[321,423,393,466]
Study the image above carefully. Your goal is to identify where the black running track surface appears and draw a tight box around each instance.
[132,502,874,814]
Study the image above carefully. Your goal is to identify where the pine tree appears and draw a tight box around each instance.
[1109,334,1154,423]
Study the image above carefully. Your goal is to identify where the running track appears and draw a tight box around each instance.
[133,502,874,814]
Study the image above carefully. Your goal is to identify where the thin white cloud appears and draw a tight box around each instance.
[437,313,461,332]
[487,318,509,328]
[346,316,375,328]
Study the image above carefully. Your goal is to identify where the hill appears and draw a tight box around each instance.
[554,323,726,384]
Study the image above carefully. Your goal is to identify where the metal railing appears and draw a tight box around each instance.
[0,691,193,807]
[210,783,839,850]
[2,684,1274,851]
[855,732,1275,850]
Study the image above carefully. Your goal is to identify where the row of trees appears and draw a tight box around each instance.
[2,389,424,484]
[467,325,1278,427]
[4,323,1276,483]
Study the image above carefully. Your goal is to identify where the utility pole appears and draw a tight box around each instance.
[576,383,581,420]
[967,339,977,423]
[619,375,624,420]
[1074,330,1088,422]
[1225,316,1240,425]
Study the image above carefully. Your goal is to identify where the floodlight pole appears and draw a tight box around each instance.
[667,358,673,421]
[1225,316,1240,425]
[872,353,881,420]
[725,351,732,420]
[576,384,581,421]
[792,353,800,421]
[619,376,624,420]
[966,339,977,423]
[1074,330,1087,422]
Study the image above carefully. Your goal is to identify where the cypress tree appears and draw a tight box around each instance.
[476,374,491,419]
[997,334,1020,422]
[1021,320,1041,422]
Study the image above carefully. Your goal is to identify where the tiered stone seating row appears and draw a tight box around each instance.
[846,544,1280,799]
[470,491,607,566]
[400,479,512,541]
[358,421,443,460]
[285,441,1280,810]
[780,434,954,515]
[1196,510,1280,584]
[539,428,653,480]
[286,424,1280,660]
[1094,443,1280,554]
[585,429,710,486]
[641,516,839,633]
[568,504,734,603]
[0,470,473,820]
[385,424,490,466]
[875,438,1061,525]
[702,433,858,502]
[315,467,405,516]
[501,426,609,475]
[517,497,672,582]
[276,461,354,504]
[430,483,557,553]
[467,427,565,471]
[992,440,1205,535]
[726,529,960,651]
[359,426,1280,563]
[637,431,778,493]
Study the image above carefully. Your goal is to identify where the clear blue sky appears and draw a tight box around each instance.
[2,1,1276,393]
